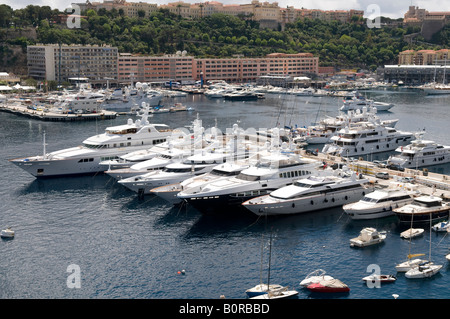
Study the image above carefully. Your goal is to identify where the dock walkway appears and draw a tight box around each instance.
[0,103,117,121]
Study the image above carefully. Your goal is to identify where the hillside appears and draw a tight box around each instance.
[0,4,448,75]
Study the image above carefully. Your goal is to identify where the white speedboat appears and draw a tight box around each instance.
[432,220,450,232]
[150,161,249,205]
[349,227,386,247]
[9,104,172,178]
[343,183,417,220]
[394,195,450,224]
[400,228,424,239]
[176,152,321,214]
[387,134,450,169]
[242,170,368,216]
[322,121,414,158]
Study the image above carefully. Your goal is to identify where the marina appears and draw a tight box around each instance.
[1,88,450,299]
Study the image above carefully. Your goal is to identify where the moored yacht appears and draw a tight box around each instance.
[297,107,398,145]
[117,150,233,195]
[105,146,193,180]
[340,91,394,112]
[321,121,414,158]
[177,152,321,214]
[150,161,250,205]
[9,104,172,178]
[343,183,417,220]
[394,195,450,224]
[387,134,450,169]
[242,170,368,216]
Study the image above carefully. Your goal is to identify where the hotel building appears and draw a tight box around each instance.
[398,49,450,65]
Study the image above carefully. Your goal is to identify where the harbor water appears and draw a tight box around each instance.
[1,89,450,300]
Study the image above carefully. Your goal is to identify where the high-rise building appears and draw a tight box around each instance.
[27,44,118,85]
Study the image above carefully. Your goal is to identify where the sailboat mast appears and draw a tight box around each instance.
[267,231,272,291]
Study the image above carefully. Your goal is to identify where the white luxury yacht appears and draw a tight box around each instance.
[117,150,234,196]
[387,133,450,169]
[101,83,163,111]
[321,121,414,158]
[9,103,172,178]
[242,170,368,216]
[343,182,417,220]
[297,107,398,145]
[176,149,321,214]
[340,91,394,112]
[150,161,250,205]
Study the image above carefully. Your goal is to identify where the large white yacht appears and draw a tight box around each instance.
[340,91,394,112]
[57,90,105,113]
[297,107,398,145]
[117,150,234,195]
[321,121,414,158]
[387,134,450,169]
[343,183,417,220]
[101,84,163,111]
[242,170,368,216]
[9,104,172,178]
[105,146,194,180]
[150,161,250,205]
[176,151,321,214]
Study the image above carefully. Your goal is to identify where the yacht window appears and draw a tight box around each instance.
[293,182,312,188]
[236,173,260,181]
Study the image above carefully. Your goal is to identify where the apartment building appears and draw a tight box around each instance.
[117,52,318,84]
[118,52,195,84]
[398,49,450,65]
[27,44,118,85]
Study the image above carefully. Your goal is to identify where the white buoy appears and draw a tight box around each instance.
[392,294,399,299]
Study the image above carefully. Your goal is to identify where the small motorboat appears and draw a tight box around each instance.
[400,228,424,239]
[362,274,396,284]
[432,220,450,232]
[307,278,350,293]
[1,227,14,238]
[299,269,334,287]
[350,227,386,247]
[446,253,450,262]
[245,284,285,298]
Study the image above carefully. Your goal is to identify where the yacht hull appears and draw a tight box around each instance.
[243,187,366,216]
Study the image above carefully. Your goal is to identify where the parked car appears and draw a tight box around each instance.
[375,172,389,180]
[386,163,405,172]
[401,177,415,183]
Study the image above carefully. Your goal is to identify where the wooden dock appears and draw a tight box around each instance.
[0,103,117,121]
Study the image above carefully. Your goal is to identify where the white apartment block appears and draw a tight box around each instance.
[27,44,118,85]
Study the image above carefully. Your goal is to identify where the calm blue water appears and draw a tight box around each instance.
[1,89,450,300]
